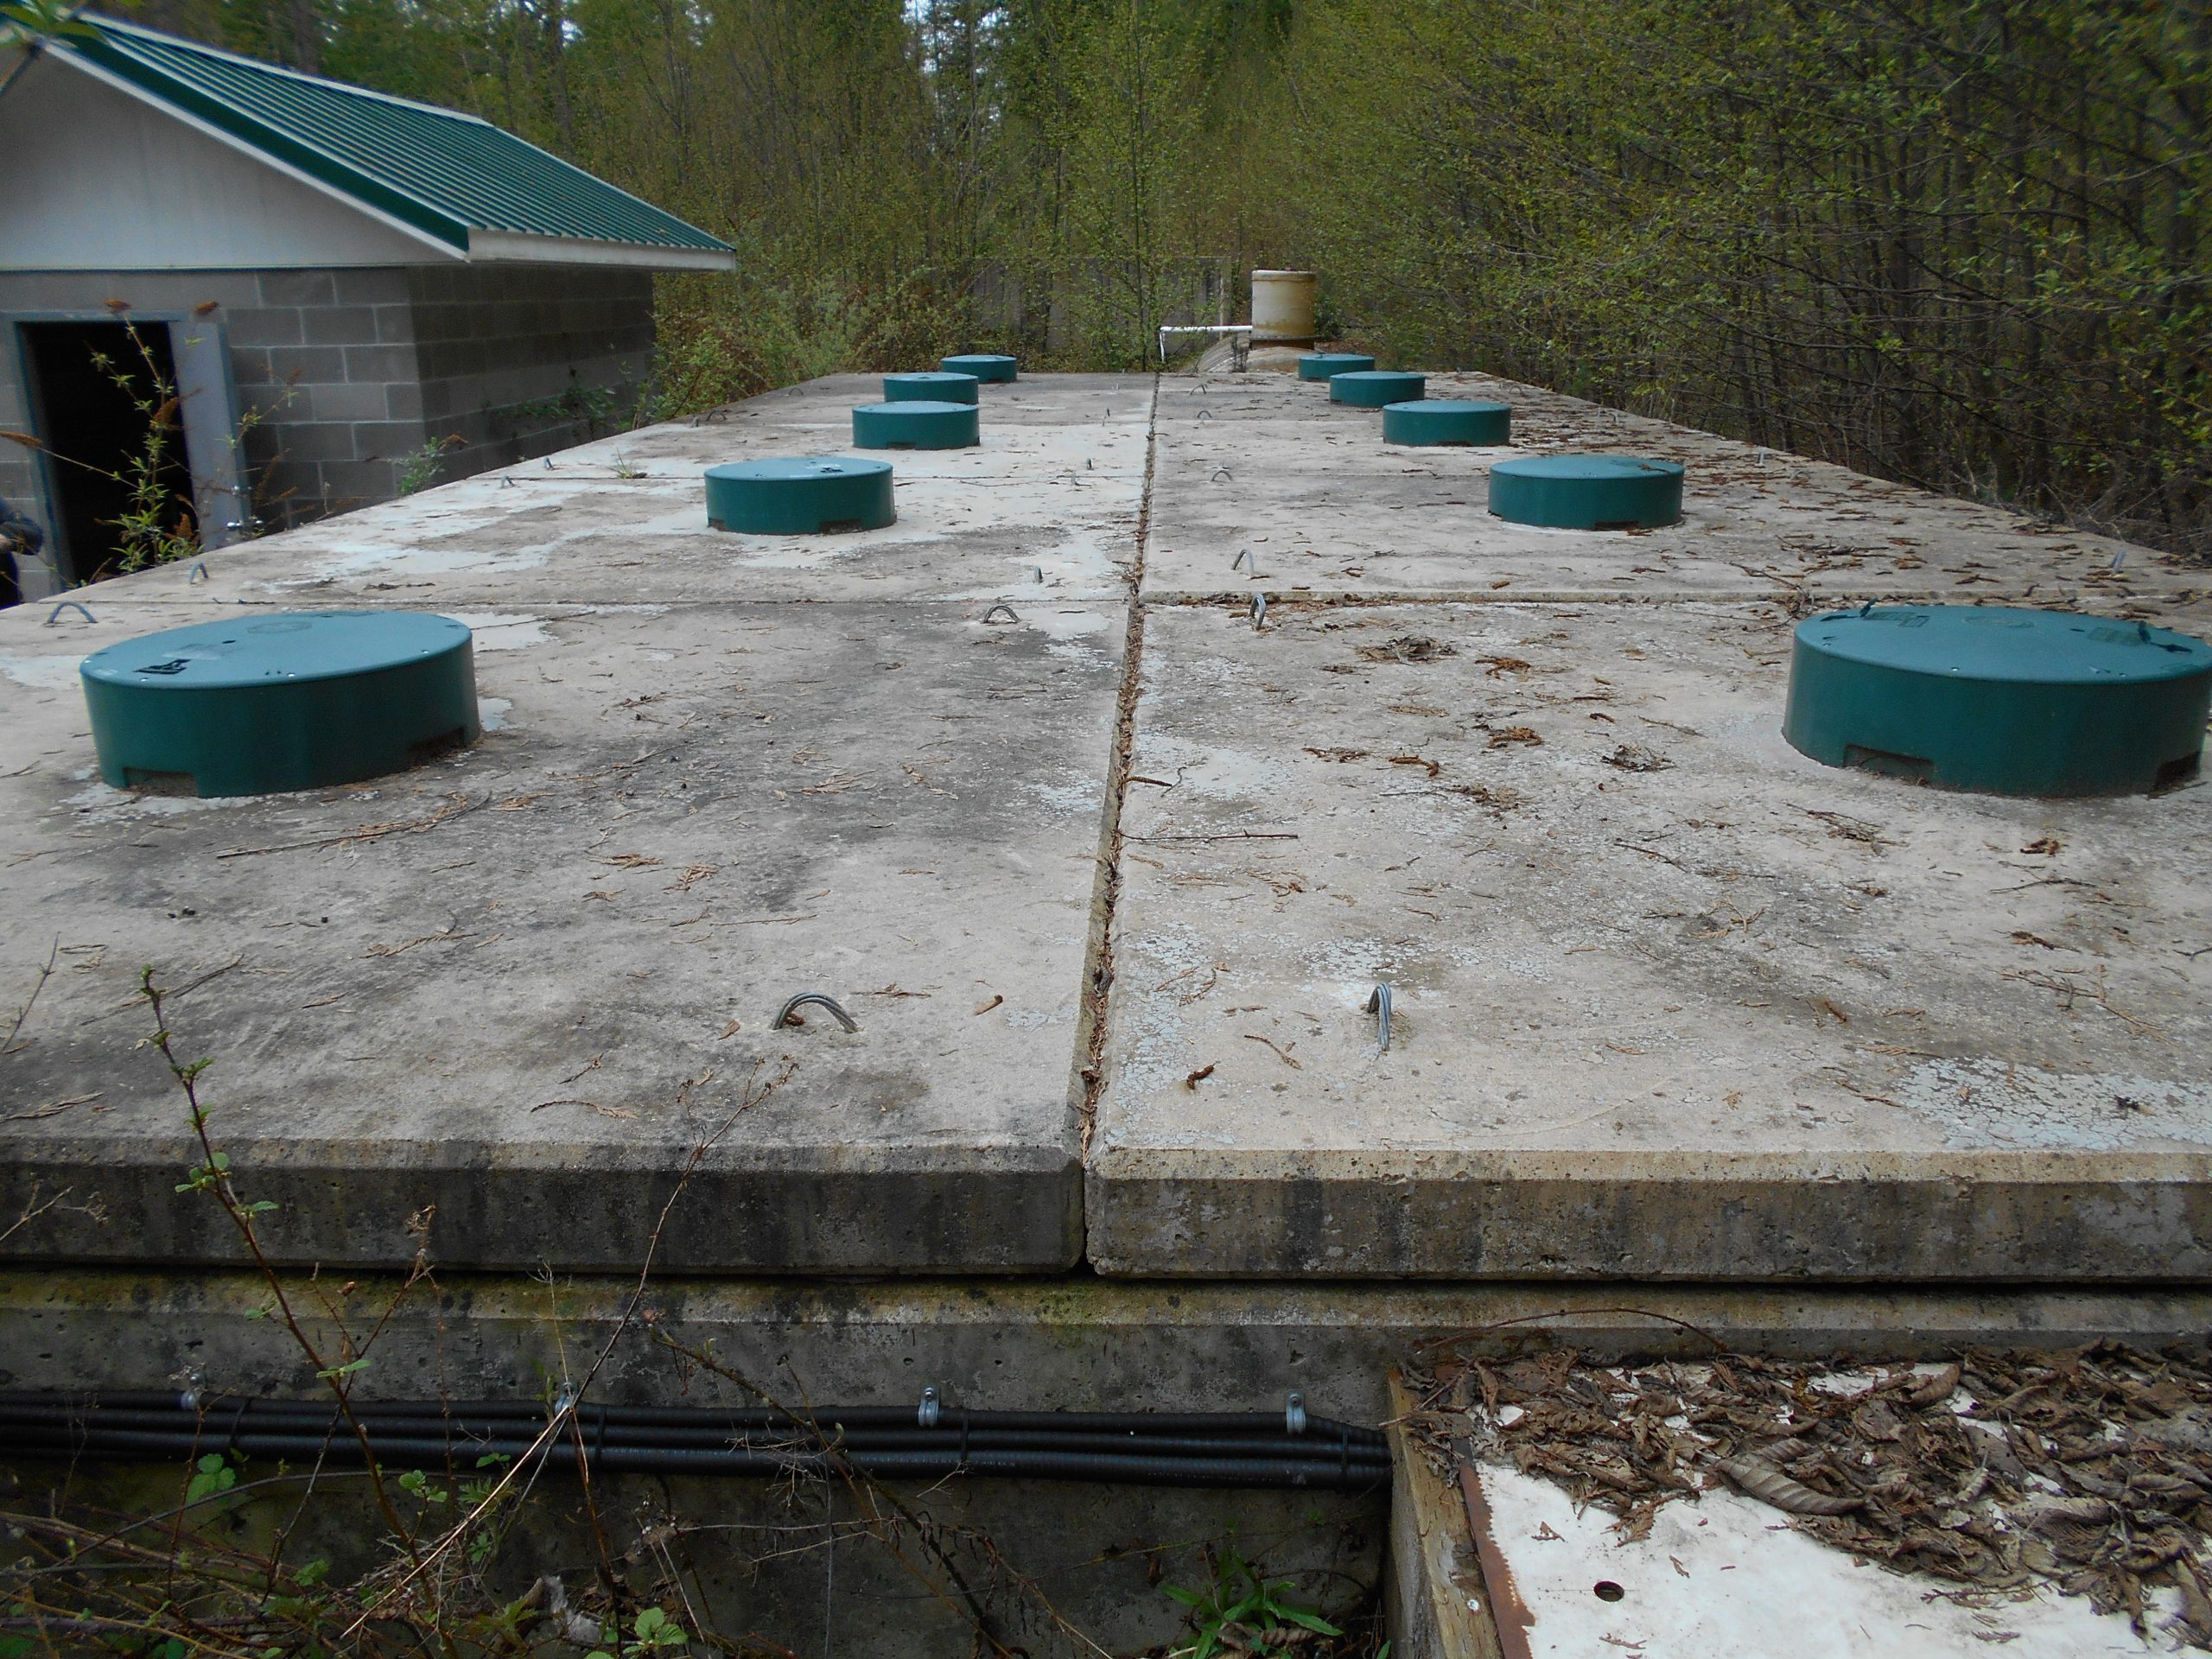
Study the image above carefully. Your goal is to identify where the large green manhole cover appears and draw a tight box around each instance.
[853,400,980,449]
[885,372,979,405]
[1384,399,1511,447]
[940,354,1017,383]
[1487,454,1684,529]
[1299,353,1376,381]
[1784,605,2212,797]
[704,457,897,534]
[1329,370,1425,408]
[81,611,479,798]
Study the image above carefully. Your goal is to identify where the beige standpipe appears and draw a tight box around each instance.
[1250,269,1318,343]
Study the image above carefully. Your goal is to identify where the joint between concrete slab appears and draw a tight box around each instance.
[1075,372,1163,1169]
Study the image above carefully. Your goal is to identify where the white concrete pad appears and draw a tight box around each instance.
[1086,600,2212,1279]
[1466,1460,2169,1658]
[1142,374,2204,606]
[0,594,1121,1272]
[112,372,1148,609]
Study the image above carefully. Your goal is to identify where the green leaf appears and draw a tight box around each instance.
[1162,1585,1205,1610]
[315,1357,371,1380]
[1280,1609,1343,1636]
[634,1606,687,1647]
[185,1451,237,1503]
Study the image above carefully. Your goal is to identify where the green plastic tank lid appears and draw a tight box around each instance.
[1383,398,1510,447]
[704,456,896,535]
[885,371,979,405]
[1329,370,1426,408]
[1487,454,1683,530]
[1298,352,1376,381]
[1783,605,2212,798]
[941,353,1017,382]
[852,400,980,450]
[79,611,479,798]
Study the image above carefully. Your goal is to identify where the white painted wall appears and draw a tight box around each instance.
[0,53,453,270]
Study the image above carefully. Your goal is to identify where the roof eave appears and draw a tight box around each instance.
[465,229,734,271]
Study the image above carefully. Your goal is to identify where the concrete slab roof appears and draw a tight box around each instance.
[0,372,1139,1274]
[1,367,2205,1283]
[1087,598,2212,1280]
[114,376,1146,611]
[1145,375,2206,607]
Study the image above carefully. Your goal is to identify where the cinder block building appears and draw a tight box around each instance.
[0,16,732,594]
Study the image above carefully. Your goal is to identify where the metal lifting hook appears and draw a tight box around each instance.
[1365,984,1393,1052]
[772,993,860,1033]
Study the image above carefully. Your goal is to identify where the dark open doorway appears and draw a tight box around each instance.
[22,320,197,585]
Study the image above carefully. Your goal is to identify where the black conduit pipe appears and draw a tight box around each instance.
[0,1395,1390,1492]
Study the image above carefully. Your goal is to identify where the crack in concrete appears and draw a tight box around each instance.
[1074,373,1161,1166]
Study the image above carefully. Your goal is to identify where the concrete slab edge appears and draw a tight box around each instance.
[6,1271,2212,1424]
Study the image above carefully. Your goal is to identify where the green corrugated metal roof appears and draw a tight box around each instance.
[56,16,732,259]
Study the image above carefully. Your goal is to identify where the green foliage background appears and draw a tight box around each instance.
[103,0,2212,554]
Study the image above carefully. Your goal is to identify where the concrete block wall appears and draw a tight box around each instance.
[228,265,427,524]
[0,263,658,591]
[404,264,656,488]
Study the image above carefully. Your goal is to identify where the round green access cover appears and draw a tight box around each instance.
[941,353,1017,383]
[1488,454,1683,529]
[886,372,979,405]
[1783,606,2212,798]
[1384,399,1511,447]
[80,611,478,798]
[1299,353,1376,381]
[852,400,980,449]
[704,457,896,535]
[1329,371,1425,408]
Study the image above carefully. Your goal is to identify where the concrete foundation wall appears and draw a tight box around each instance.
[0,263,656,591]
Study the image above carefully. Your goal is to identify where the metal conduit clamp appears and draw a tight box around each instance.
[918,1385,942,1429]
[1286,1391,1307,1436]
[773,993,859,1033]
[1365,984,1393,1052]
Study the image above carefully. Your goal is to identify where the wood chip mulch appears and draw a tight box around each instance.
[1405,1341,2212,1649]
